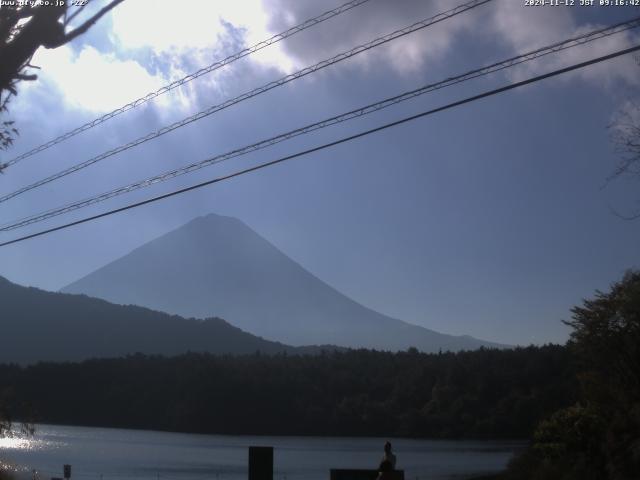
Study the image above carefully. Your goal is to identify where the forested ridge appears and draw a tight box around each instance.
[0,275,329,363]
[0,345,574,439]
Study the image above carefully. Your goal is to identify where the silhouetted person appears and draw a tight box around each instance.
[377,441,397,480]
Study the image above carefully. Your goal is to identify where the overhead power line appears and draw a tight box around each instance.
[0,0,374,169]
[0,0,493,204]
[1,43,639,248]
[2,17,638,232]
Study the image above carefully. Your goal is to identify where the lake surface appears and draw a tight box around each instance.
[0,425,524,480]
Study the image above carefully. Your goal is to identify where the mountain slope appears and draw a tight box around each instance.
[63,214,506,352]
[0,275,308,364]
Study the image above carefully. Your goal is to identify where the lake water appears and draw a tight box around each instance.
[0,425,524,480]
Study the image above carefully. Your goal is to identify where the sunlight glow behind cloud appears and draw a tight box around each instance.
[32,46,168,113]
[25,0,638,120]
[110,0,295,72]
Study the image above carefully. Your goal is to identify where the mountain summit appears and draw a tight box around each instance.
[63,214,505,351]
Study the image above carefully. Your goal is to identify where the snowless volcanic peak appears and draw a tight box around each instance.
[63,213,507,352]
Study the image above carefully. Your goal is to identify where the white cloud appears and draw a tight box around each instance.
[261,0,640,88]
[30,45,168,113]
[110,0,223,51]
[263,0,482,76]
[16,0,639,121]
[489,1,640,89]
[110,0,295,73]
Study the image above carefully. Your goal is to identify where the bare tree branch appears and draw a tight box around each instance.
[50,0,126,47]
[0,1,126,167]
[64,3,89,27]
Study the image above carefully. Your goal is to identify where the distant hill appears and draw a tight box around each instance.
[0,276,316,364]
[63,213,507,352]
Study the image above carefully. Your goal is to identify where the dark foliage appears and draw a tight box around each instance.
[0,345,574,439]
[0,1,124,169]
[0,0,125,100]
[503,271,640,480]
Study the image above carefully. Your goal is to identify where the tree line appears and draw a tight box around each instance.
[0,344,574,440]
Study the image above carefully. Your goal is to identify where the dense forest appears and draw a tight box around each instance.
[0,344,574,439]
[501,271,640,480]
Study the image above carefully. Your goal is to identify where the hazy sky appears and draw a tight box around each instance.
[1,0,639,345]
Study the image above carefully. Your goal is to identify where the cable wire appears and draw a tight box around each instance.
[2,17,638,232]
[1,43,638,248]
[0,0,493,204]
[0,0,373,169]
